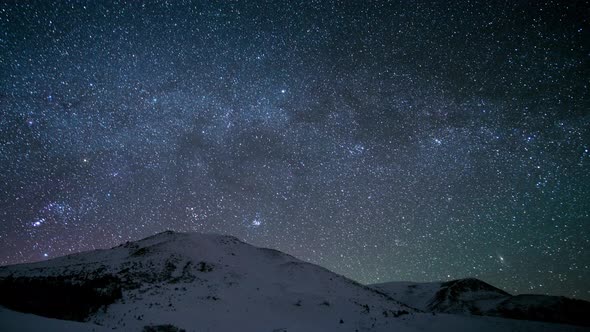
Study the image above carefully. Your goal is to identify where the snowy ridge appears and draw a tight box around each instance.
[371,278,590,327]
[0,231,587,332]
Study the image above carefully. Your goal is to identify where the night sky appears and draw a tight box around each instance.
[1,1,589,300]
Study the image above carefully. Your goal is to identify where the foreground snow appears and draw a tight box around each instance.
[0,307,109,332]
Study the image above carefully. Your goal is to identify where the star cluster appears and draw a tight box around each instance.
[1,1,589,300]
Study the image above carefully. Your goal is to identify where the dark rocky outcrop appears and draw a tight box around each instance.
[0,275,122,321]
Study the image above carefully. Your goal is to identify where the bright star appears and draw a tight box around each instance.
[32,218,45,227]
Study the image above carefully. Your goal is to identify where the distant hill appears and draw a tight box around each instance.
[371,278,590,327]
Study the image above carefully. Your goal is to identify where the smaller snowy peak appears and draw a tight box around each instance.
[429,278,511,313]
[371,278,512,314]
[370,278,590,327]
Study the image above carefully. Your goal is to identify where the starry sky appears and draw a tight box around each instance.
[1,0,589,300]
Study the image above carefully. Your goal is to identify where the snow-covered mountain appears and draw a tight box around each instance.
[0,231,587,332]
[371,278,590,327]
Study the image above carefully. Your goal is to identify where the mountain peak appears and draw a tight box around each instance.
[131,230,240,244]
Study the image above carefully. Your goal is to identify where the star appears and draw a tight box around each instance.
[32,219,45,227]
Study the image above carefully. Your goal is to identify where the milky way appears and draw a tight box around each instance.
[1,1,589,300]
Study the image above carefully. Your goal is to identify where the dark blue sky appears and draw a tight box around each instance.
[1,0,588,300]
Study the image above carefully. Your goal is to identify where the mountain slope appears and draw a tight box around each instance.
[0,231,587,332]
[371,278,590,327]
[0,231,414,331]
